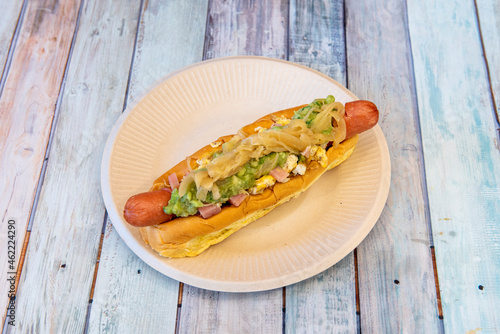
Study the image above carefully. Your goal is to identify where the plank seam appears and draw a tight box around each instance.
[354,248,361,331]
[285,0,290,61]
[430,246,444,321]
[402,0,434,249]
[83,216,106,334]
[122,0,146,111]
[343,0,349,89]
[403,0,445,329]
[174,283,184,334]
[473,0,500,147]
[282,287,286,334]
[0,0,28,99]
[201,0,213,61]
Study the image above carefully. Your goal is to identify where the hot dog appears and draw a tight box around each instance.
[123,96,379,257]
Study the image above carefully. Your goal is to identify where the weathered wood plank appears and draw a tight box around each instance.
[286,256,356,334]
[87,222,180,333]
[0,1,24,83]
[345,0,441,332]
[0,0,81,327]
[179,286,283,334]
[407,0,500,331]
[288,0,346,83]
[87,1,209,332]
[7,0,142,332]
[204,0,288,60]
[126,0,210,104]
[286,1,357,333]
[476,0,500,127]
[177,1,287,332]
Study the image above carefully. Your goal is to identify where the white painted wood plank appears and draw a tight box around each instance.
[177,1,287,332]
[87,223,180,333]
[476,0,500,125]
[286,1,357,333]
[126,0,210,104]
[0,1,24,81]
[407,0,500,331]
[178,286,283,334]
[88,1,209,332]
[0,0,80,327]
[346,0,441,332]
[7,0,142,332]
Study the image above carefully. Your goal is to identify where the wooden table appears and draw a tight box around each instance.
[1,0,499,332]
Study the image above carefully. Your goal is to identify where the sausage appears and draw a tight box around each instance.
[123,189,173,227]
[345,100,379,139]
[124,100,379,227]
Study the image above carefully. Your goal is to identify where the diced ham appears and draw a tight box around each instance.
[269,167,289,183]
[229,193,247,207]
[162,187,172,193]
[198,204,221,219]
[168,173,180,189]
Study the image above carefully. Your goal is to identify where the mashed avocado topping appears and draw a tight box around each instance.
[164,95,345,218]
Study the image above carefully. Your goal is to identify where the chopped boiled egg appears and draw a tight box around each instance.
[196,156,211,169]
[282,154,298,173]
[304,146,328,168]
[292,163,307,176]
[248,175,276,195]
[254,126,266,133]
[271,115,291,126]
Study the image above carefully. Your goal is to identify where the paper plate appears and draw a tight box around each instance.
[101,56,391,292]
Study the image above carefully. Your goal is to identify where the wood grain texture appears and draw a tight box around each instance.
[0,0,80,327]
[0,1,24,83]
[87,1,209,332]
[126,0,210,103]
[288,0,346,84]
[286,256,356,334]
[178,286,282,334]
[7,0,141,332]
[345,0,441,332]
[476,0,500,127]
[285,1,356,333]
[175,1,288,332]
[204,0,288,60]
[407,0,500,331]
[87,222,179,333]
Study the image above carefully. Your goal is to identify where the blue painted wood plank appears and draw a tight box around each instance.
[288,0,346,85]
[87,0,209,333]
[7,0,142,332]
[346,0,442,332]
[476,0,500,129]
[286,1,357,333]
[408,0,500,331]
